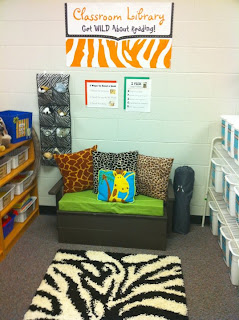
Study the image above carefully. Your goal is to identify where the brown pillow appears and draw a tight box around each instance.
[137,154,174,200]
[54,145,97,193]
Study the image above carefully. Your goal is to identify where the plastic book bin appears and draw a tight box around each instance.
[8,146,30,169]
[0,156,11,180]
[229,240,239,286]
[225,174,239,216]
[220,226,232,266]
[227,117,239,158]
[221,115,233,151]
[0,184,15,211]
[217,212,225,247]
[217,212,226,248]
[209,201,227,236]
[211,158,226,193]
[234,186,239,223]
[220,226,239,267]
[234,122,239,166]
[14,197,37,223]
[222,166,234,202]
[218,210,237,249]
[11,171,33,195]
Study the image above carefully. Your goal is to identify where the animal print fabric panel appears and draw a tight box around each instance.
[54,145,97,193]
[92,151,138,194]
[137,154,174,201]
[37,73,71,166]
[66,38,172,68]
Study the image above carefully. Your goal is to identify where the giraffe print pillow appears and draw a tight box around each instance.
[92,151,138,194]
[97,169,136,203]
[54,145,97,193]
[137,154,174,201]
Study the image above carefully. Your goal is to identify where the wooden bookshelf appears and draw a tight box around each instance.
[0,139,39,261]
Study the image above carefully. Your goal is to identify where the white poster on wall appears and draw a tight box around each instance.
[124,77,151,112]
[65,2,174,68]
[85,80,118,108]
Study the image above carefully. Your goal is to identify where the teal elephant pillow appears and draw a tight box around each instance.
[97,169,136,203]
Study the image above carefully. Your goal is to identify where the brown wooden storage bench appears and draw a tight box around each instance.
[49,180,175,251]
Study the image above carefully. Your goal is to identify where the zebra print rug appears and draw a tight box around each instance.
[24,249,188,320]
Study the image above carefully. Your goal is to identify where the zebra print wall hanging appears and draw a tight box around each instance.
[23,249,189,320]
[36,73,71,166]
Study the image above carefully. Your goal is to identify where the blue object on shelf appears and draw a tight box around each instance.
[2,212,16,238]
[0,110,32,143]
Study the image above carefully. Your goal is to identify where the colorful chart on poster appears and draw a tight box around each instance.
[65,3,174,68]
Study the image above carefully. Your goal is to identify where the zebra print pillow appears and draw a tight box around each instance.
[92,150,138,194]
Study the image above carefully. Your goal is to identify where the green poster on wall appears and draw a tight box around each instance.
[124,77,151,112]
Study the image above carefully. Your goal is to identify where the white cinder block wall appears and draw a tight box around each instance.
[0,0,239,216]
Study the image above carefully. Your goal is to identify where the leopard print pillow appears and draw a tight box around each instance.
[92,151,138,194]
[137,154,174,200]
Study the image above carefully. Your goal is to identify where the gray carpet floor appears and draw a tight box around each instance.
[0,215,238,320]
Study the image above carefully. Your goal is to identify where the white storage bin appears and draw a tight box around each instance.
[14,196,37,223]
[234,123,239,166]
[229,240,239,286]
[227,117,239,158]
[220,226,232,266]
[0,156,11,179]
[218,210,237,248]
[220,226,233,266]
[211,158,226,193]
[209,201,218,236]
[9,146,30,169]
[225,174,239,216]
[0,184,15,211]
[11,171,33,195]
[234,186,239,223]
[221,115,232,151]
[222,166,234,202]
[209,201,227,236]
[217,212,225,247]
[221,227,239,267]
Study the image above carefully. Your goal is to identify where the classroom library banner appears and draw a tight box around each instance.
[65,2,174,69]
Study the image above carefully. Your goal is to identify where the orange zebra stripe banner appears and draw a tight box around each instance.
[66,38,172,68]
[65,3,174,69]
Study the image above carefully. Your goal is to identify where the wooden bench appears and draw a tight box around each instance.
[49,180,175,251]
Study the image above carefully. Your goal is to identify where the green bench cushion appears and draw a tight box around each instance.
[59,190,164,216]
